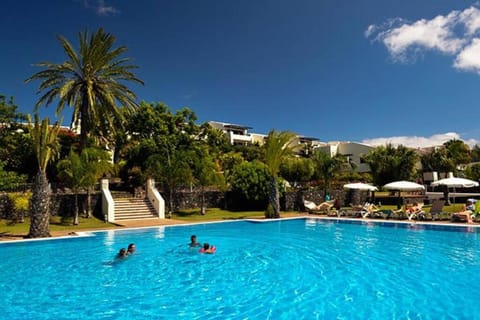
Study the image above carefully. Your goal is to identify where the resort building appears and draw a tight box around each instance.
[314,141,374,173]
[208,121,263,146]
[208,121,373,173]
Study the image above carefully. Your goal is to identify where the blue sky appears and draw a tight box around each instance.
[2,0,480,147]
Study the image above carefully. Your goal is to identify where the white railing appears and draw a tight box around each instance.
[147,178,165,219]
[101,178,115,222]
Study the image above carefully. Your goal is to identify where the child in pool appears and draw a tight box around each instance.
[199,242,216,254]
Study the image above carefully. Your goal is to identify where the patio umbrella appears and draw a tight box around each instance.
[343,182,378,191]
[344,182,378,205]
[383,181,425,191]
[383,181,425,209]
[431,177,479,204]
[430,177,479,188]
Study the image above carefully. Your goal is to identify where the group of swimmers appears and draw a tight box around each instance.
[189,235,216,253]
[116,243,136,259]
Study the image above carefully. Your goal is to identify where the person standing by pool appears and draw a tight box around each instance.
[127,243,136,254]
[189,235,201,248]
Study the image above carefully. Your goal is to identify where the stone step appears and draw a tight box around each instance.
[113,197,157,220]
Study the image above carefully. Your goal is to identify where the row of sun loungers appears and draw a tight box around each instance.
[303,199,480,223]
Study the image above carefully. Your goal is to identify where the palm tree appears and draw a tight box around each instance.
[57,147,111,224]
[27,115,60,238]
[362,144,418,186]
[312,150,349,199]
[25,28,144,150]
[57,150,84,225]
[263,130,297,218]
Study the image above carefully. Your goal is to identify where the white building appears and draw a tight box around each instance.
[314,141,373,173]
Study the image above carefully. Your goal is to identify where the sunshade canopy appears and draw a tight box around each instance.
[383,181,425,191]
[343,182,378,191]
[431,177,479,188]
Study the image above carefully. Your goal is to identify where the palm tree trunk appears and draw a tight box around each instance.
[269,177,280,218]
[73,192,79,225]
[86,187,92,218]
[27,171,51,238]
[168,186,174,218]
[201,185,206,215]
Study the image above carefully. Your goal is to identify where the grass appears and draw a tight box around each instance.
[172,208,267,221]
[0,216,116,238]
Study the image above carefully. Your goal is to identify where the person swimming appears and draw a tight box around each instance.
[127,243,136,254]
[189,235,201,248]
[199,242,216,254]
[116,248,128,259]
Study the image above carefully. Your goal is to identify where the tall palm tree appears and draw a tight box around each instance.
[27,115,60,238]
[263,130,297,218]
[25,28,144,150]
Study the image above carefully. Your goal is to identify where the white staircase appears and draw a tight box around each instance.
[113,198,158,221]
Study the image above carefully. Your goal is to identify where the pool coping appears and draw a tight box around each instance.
[1,214,479,244]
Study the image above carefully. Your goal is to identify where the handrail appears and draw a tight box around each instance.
[146,179,165,219]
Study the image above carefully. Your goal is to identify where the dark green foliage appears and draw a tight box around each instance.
[362,144,418,186]
[230,161,270,209]
[312,150,351,199]
[465,164,480,182]
[0,161,28,191]
[280,156,314,188]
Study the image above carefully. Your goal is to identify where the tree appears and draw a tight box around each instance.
[27,115,60,238]
[57,150,84,225]
[471,145,480,163]
[192,146,225,214]
[25,28,143,150]
[444,139,471,172]
[0,95,34,178]
[263,130,297,218]
[362,144,418,186]
[0,161,27,191]
[420,147,454,175]
[57,147,111,224]
[230,161,271,210]
[312,150,349,199]
[280,156,314,188]
[121,102,199,180]
[145,151,193,217]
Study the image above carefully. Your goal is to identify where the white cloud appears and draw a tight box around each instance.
[366,5,480,72]
[362,132,478,148]
[383,13,464,60]
[454,38,480,72]
[82,0,119,16]
[96,0,119,16]
[459,6,480,35]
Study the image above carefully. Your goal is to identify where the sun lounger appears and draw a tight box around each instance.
[427,199,445,221]
[392,203,425,220]
[304,200,337,215]
[362,203,383,219]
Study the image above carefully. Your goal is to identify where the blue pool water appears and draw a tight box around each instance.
[1,218,480,319]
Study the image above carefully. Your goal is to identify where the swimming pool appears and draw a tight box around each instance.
[1,218,480,319]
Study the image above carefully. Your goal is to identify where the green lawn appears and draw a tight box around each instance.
[0,216,115,237]
[172,208,266,221]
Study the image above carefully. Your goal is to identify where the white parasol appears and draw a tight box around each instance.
[383,181,425,209]
[431,177,479,188]
[431,177,479,204]
[343,182,378,191]
[383,181,425,191]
